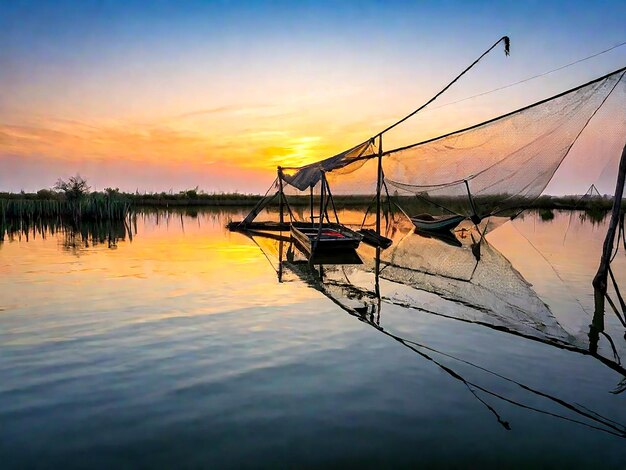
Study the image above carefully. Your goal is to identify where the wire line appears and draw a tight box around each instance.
[425,39,626,112]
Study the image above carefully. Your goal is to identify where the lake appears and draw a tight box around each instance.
[1,208,625,468]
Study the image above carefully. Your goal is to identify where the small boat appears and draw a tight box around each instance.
[410,213,465,232]
[290,222,362,256]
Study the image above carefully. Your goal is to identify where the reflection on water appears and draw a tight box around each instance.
[275,244,626,438]
[1,208,625,467]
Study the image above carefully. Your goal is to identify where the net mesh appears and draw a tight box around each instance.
[255,68,626,230]
[384,70,626,219]
[275,139,380,226]
[233,64,626,394]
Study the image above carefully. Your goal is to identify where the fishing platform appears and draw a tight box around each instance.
[228,35,626,283]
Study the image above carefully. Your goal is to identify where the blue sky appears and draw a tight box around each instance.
[1,0,625,193]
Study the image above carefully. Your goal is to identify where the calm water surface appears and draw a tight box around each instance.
[1,208,625,468]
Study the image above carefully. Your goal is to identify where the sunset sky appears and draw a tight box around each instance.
[1,0,625,194]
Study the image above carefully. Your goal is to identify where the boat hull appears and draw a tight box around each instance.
[410,214,465,232]
[290,222,362,256]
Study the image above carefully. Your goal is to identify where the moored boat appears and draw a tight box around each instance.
[410,214,465,232]
[290,222,362,256]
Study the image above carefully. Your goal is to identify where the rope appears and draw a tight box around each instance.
[382,65,626,157]
[424,39,626,114]
[376,36,510,138]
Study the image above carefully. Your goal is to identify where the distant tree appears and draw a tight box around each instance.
[36,189,57,200]
[104,187,120,198]
[54,175,90,202]
[183,186,199,199]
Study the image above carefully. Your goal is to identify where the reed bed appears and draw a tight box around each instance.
[2,189,621,242]
[0,196,131,242]
[1,211,134,249]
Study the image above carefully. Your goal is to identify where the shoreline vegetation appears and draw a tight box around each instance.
[2,185,624,208]
[1,176,624,241]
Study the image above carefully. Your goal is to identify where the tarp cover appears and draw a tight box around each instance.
[280,139,375,190]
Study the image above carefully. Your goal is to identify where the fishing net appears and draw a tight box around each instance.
[384,69,626,220]
[232,58,626,405]
[243,67,626,234]
[279,256,626,435]
[280,140,376,191]
[250,139,382,227]
[236,64,626,342]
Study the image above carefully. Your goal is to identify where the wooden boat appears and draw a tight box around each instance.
[290,222,362,256]
[410,213,465,232]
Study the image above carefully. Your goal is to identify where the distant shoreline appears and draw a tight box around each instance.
[1,191,623,210]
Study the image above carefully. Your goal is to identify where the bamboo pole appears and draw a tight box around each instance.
[277,167,284,226]
[593,141,626,293]
[376,135,383,236]
[278,238,283,283]
[325,179,340,223]
[310,186,314,223]
[314,171,326,255]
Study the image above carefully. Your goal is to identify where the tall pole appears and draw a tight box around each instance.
[319,172,325,227]
[310,186,314,223]
[376,134,383,236]
[375,246,381,325]
[593,141,626,293]
[278,238,284,283]
[589,288,605,354]
[277,167,284,226]
[313,171,326,257]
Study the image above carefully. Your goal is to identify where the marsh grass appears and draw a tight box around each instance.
[2,188,622,242]
[0,213,134,250]
[0,196,131,242]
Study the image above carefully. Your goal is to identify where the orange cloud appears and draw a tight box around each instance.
[0,107,371,176]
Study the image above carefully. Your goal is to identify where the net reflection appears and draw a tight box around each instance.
[238,216,626,438]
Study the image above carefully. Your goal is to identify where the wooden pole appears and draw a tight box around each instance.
[319,172,325,228]
[314,171,326,255]
[326,179,340,224]
[593,141,626,292]
[277,167,284,226]
[376,134,383,236]
[375,246,381,325]
[278,238,283,283]
[310,186,314,223]
[589,287,605,354]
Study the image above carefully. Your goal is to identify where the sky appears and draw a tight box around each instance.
[1,0,625,194]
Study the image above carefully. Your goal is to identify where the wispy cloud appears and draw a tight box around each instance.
[173,104,276,120]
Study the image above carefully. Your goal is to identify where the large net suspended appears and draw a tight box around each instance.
[233,63,626,294]
[384,68,626,221]
[241,66,626,235]
[231,43,626,417]
[234,57,626,353]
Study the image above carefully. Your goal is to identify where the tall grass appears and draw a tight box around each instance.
[0,213,134,249]
[0,195,131,242]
